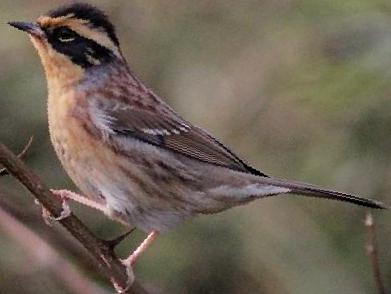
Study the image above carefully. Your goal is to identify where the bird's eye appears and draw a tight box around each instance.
[54,27,76,43]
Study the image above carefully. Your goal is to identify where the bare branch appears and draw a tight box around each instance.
[0,194,99,273]
[0,142,148,294]
[365,212,386,294]
[0,136,33,176]
[0,204,110,294]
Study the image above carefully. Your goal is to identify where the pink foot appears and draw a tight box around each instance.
[35,194,71,226]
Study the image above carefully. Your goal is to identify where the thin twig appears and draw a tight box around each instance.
[365,212,386,294]
[0,136,33,176]
[0,142,148,294]
[0,204,110,294]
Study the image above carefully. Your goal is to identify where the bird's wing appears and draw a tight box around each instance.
[87,96,388,210]
[88,97,267,176]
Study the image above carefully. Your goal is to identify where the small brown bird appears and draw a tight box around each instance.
[9,3,386,269]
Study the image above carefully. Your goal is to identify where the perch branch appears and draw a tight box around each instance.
[365,212,386,294]
[0,194,101,277]
[0,142,148,294]
[0,204,109,294]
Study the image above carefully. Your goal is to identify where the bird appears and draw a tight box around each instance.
[9,2,386,270]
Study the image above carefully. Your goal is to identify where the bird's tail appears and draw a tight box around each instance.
[259,177,388,209]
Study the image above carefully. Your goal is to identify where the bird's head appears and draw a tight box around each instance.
[9,3,123,86]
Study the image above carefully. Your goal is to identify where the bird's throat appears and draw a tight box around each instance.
[31,36,84,89]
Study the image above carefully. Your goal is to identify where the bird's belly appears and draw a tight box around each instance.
[49,118,204,232]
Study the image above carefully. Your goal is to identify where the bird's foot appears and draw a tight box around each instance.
[35,195,71,226]
[51,189,130,226]
[112,266,135,294]
[113,231,158,292]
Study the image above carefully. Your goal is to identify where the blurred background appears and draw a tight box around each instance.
[1,0,390,293]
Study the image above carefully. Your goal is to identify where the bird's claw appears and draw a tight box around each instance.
[35,196,71,226]
[53,199,72,220]
[112,262,135,294]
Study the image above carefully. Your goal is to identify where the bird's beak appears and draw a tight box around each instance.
[8,21,44,38]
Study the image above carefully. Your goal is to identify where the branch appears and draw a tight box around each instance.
[0,204,110,294]
[0,136,33,176]
[365,212,386,294]
[0,194,110,286]
[0,142,148,294]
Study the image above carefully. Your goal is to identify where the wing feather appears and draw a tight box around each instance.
[89,97,267,176]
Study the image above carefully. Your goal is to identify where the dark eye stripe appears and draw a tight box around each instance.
[44,26,116,68]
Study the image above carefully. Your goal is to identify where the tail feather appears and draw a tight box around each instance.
[289,186,387,209]
[258,177,388,209]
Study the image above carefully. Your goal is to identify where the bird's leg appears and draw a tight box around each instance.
[51,189,108,213]
[113,231,159,293]
[35,189,105,225]
[122,230,159,267]
[53,191,138,249]
[51,190,130,226]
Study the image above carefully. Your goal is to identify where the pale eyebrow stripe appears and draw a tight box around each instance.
[37,16,121,58]
[38,14,77,26]
[67,22,121,58]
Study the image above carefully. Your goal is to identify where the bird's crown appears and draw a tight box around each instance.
[47,3,119,46]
